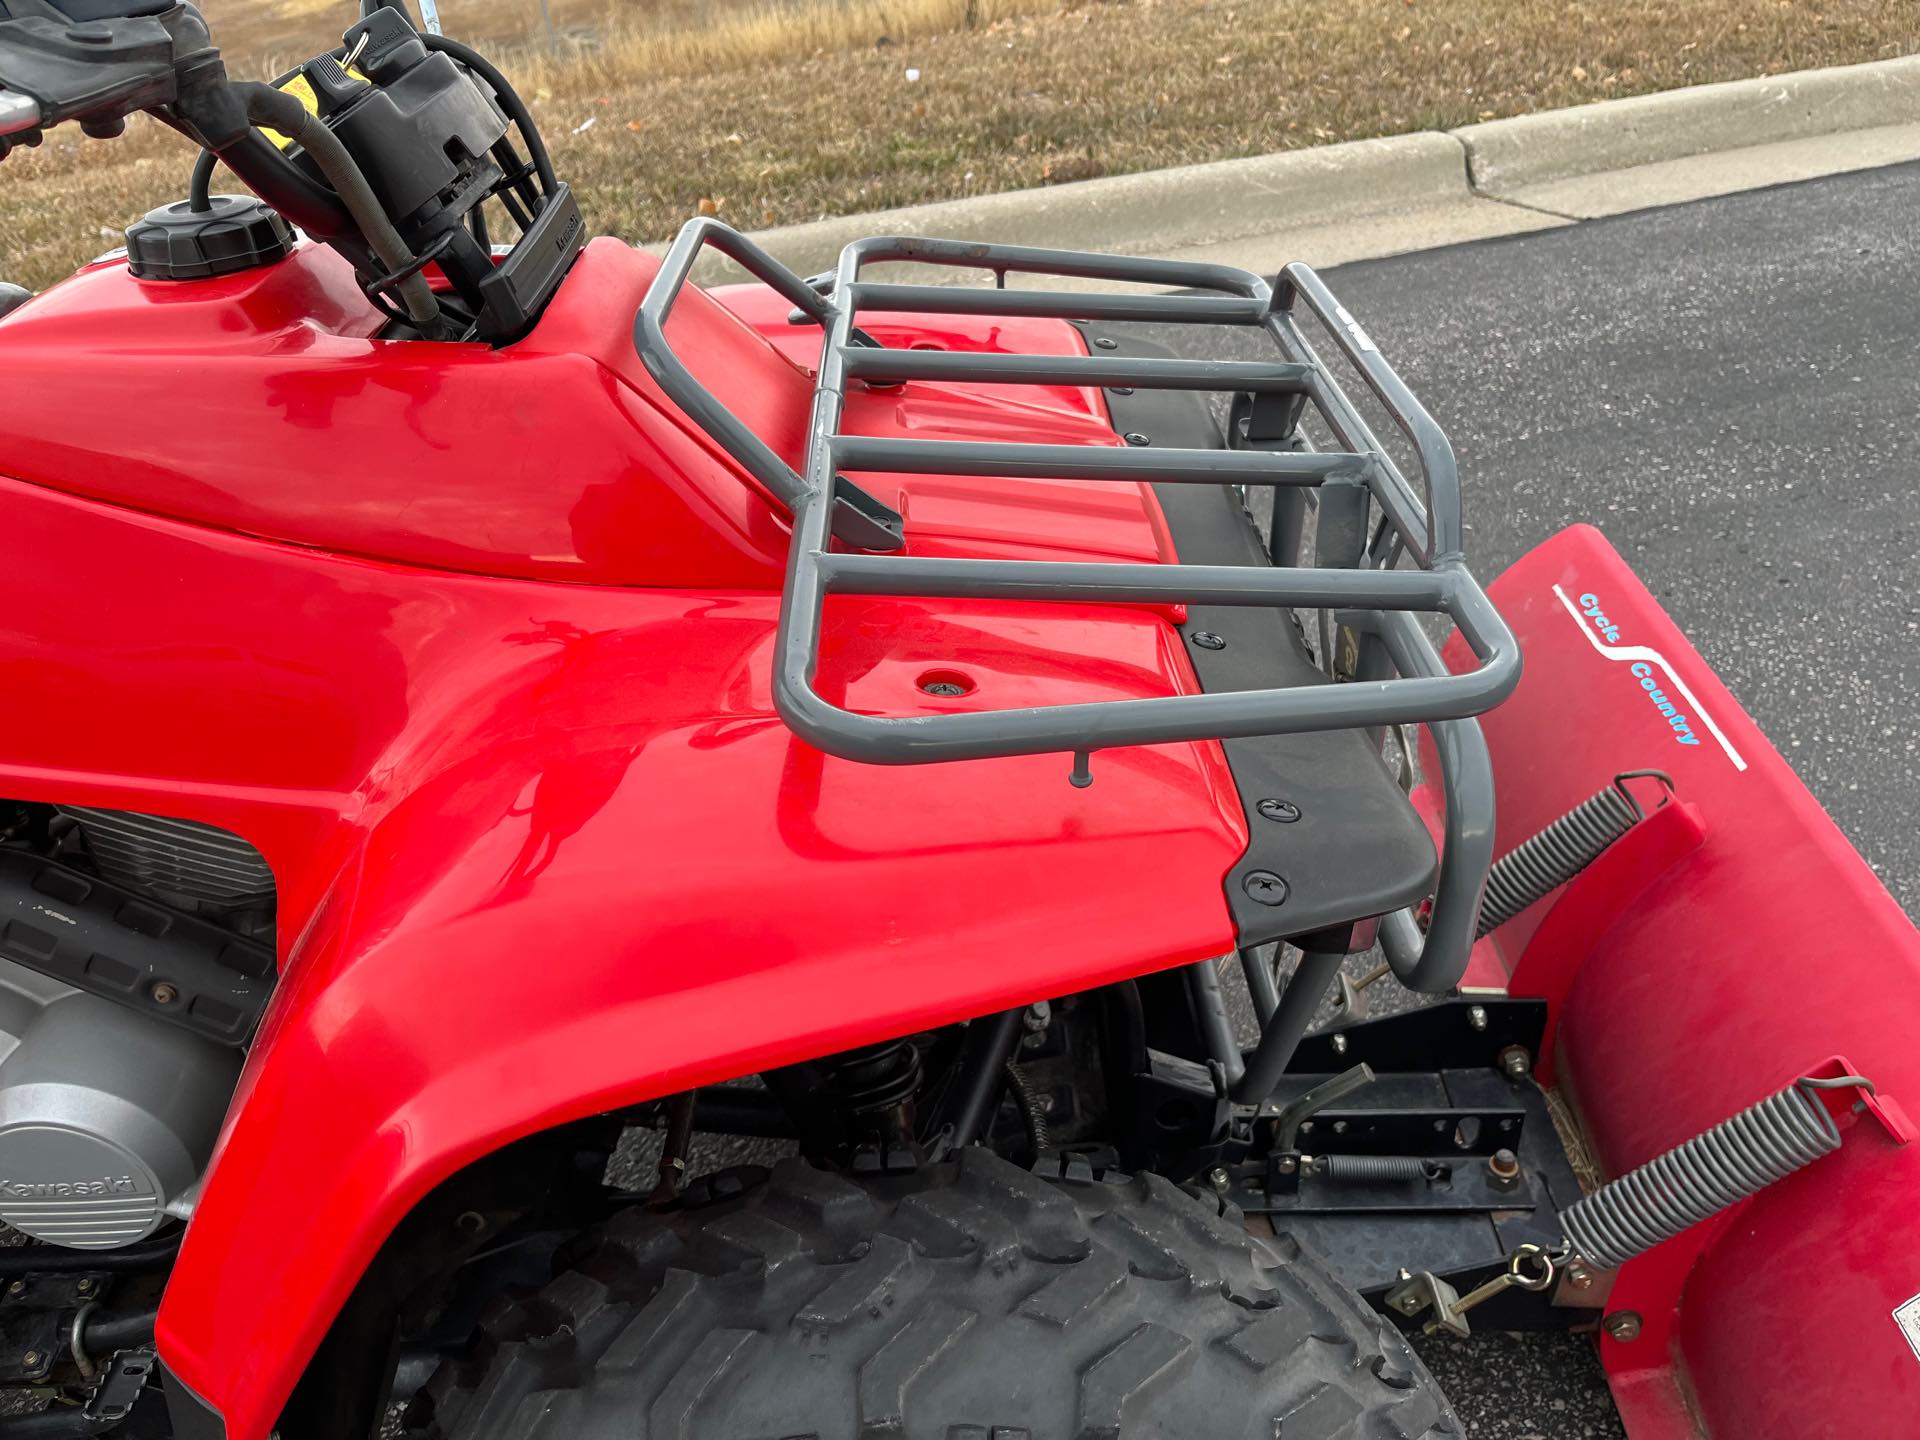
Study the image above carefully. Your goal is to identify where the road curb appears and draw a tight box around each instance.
[1455,54,1920,194]
[728,132,1467,279]
[699,54,1920,276]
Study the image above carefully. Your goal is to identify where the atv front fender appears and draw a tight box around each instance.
[152,594,1247,1439]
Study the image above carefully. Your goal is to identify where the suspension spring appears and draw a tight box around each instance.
[1003,1061,1050,1154]
[1477,771,1670,936]
[1315,1154,1431,1184]
[1561,1077,1857,1270]
[826,1039,923,1118]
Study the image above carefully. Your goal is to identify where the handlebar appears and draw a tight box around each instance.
[0,90,39,135]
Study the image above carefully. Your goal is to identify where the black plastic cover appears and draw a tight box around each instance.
[0,2,172,18]
[476,180,585,341]
[0,849,273,1045]
[0,4,190,140]
[124,193,293,279]
[314,21,508,227]
[1096,331,1440,946]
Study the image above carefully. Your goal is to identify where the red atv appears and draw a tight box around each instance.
[0,4,1915,1438]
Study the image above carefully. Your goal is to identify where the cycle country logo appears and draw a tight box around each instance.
[1551,585,1748,773]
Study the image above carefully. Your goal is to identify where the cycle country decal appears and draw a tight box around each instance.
[1551,584,1748,773]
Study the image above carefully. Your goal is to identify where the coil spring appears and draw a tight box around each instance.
[1003,1061,1050,1154]
[827,1039,923,1117]
[1317,1154,1430,1184]
[1476,772,1669,937]
[1561,1078,1852,1270]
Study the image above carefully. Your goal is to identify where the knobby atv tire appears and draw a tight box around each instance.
[415,1151,1459,1440]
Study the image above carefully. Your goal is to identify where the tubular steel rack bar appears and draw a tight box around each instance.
[635,221,1520,991]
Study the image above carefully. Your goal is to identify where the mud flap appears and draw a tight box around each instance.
[1426,524,1920,1439]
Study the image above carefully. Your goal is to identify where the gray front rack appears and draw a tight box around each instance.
[635,222,1521,991]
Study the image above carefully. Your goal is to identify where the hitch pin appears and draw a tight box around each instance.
[1385,1243,1556,1338]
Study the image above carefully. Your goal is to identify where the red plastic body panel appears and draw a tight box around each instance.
[0,240,1177,588]
[1435,525,1920,1440]
[0,250,1246,1437]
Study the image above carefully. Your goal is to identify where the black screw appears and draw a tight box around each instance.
[1123,432,1150,446]
[1242,870,1290,906]
[1094,336,1119,349]
[1190,631,1226,650]
[1110,386,1135,396]
[921,681,966,696]
[1256,798,1301,823]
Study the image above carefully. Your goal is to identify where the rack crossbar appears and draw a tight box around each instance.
[847,282,1266,326]
[840,349,1314,393]
[830,436,1366,486]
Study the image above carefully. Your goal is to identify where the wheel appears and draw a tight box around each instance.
[412,1150,1459,1440]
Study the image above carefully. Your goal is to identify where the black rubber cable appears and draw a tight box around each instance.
[189,54,338,214]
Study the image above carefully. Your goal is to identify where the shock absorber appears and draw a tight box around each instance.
[825,1038,924,1145]
[1477,771,1671,936]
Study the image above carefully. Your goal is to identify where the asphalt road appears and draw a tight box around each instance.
[1277,160,1920,920]
[1162,158,1920,1438]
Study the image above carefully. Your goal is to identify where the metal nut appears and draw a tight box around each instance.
[1603,1310,1643,1342]
[1567,1264,1594,1291]
[1467,1004,1488,1031]
[1487,1147,1522,1189]
[1208,1166,1231,1193]
[1499,1044,1531,1080]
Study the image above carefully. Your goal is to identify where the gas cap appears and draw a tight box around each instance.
[124,194,294,281]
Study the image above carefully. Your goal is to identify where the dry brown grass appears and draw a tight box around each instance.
[1,0,1915,293]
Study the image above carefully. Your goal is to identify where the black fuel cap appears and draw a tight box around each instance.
[124,195,295,281]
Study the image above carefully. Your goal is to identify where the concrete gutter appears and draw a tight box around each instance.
[676,53,1920,279]
[732,131,1468,276]
[1454,53,1920,194]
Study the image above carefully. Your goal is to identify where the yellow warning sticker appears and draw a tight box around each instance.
[261,68,369,150]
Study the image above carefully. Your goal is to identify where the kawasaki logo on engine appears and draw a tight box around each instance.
[1551,584,1748,773]
[0,1176,143,1198]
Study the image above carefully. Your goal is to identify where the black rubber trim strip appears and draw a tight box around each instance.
[161,1363,226,1440]
[1087,326,1438,946]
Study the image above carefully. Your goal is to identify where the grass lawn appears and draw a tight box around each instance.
[0,0,1914,292]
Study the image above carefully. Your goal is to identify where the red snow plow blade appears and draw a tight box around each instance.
[1430,524,1920,1438]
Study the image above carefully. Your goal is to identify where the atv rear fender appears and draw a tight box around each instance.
[1431,524,1920,1439]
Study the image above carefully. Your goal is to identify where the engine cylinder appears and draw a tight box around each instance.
[0,965,240,1248]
